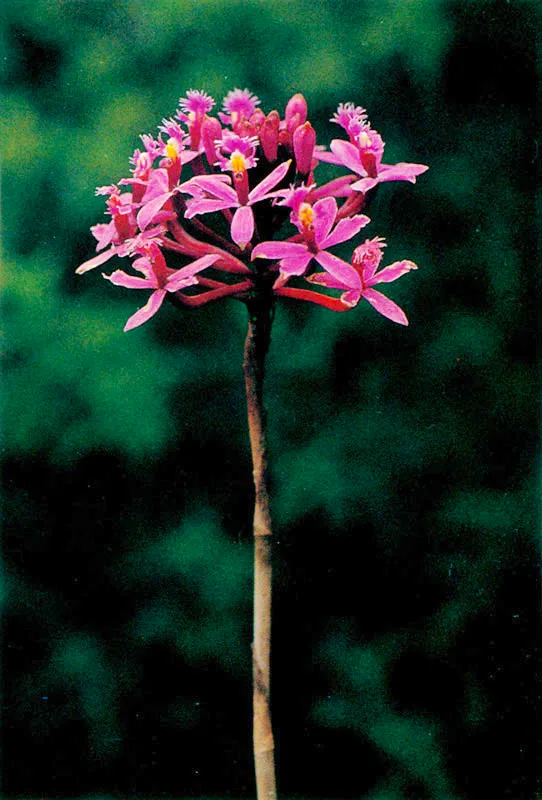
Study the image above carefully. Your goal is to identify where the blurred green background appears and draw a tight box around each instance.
[2,0,538,798]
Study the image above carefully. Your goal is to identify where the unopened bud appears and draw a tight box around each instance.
[260,110,280,162]
[285,93,308,130]
[293,122,316,176]
[201,116,223,167]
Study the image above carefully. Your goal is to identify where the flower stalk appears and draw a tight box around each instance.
[76,86,428,798]
[243,300,276,800]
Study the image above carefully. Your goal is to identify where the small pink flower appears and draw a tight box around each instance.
[180,159,292,249]
[317,105,428,193]
[215,131,259,173]
[330,102,368,141]
[252,196,369,287]
[308,236,417,325]
[220,88,260,127]
[177,90,215,148]
[102,242,220,331]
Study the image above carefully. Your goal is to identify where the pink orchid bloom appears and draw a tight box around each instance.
[102,242,220,331]
[219,88,260,127]
[179,159,292,249]
[308,236,417,325]
[176,89,215,148]
[251,196,369,288]
[317,104,428,193]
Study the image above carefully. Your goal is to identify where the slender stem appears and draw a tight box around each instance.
[243,303,277,800]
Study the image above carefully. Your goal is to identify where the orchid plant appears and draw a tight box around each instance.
[77,87,428,800]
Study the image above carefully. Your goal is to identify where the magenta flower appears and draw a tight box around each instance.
[102,242,220,331]
[176,89,215,148]
[78,88,427,330]
[219,88,260,127]
[317,105,428,194]
[252,195,369,287]
[308,236,417,325]
[180,158,292,249]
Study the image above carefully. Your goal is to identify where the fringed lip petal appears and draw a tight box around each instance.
[124,289,167,332]
[363,288,408,325]
[320,213,371,249]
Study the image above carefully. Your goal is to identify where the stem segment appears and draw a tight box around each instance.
[243,303,277,800]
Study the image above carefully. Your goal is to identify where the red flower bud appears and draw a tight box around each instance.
[293,121,316,176]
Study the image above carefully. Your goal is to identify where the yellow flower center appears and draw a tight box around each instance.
[358,130,372,149]
[165,138,179,161]
[230,151,246,173]
[298,202,314,229]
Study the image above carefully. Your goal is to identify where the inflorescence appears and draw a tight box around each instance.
[77,89,428,331]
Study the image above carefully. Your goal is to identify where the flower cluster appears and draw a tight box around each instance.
[77,89,428,330]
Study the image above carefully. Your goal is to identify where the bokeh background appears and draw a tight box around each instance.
[2,1,538,798]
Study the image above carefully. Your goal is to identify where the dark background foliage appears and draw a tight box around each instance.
[2,1,538,798]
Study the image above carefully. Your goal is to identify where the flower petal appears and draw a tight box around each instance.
[279,253,313,276]
[312,148,343,165]
[141,169,170,203]
[137,192,173,230]
[349,177,379,194]
[329,139,364,174]
[368,260,417,286]
[320,213,371,249]
[231,206,255,248]
[165,254,221,291]
[314,250,361,290]
[307,271,345,290]
[312,197,338,246]
[377,162,429,184]
[340,288,361,308]
[103,270,156,289]
[248,159,292,203]
[363,288,408,325]
[184,197,236,217]
[252,241,309,260]
[181,174,236,202]
[76,246,118,274]
[124,289,167,332]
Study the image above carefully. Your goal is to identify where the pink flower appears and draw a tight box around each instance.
[176,89,215,148]
[308,236,417,325]
[180,159,292,249]
[102,242,220,331]
[317,104,428,193]
[219,88,260,127]
[252,195,369,287]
